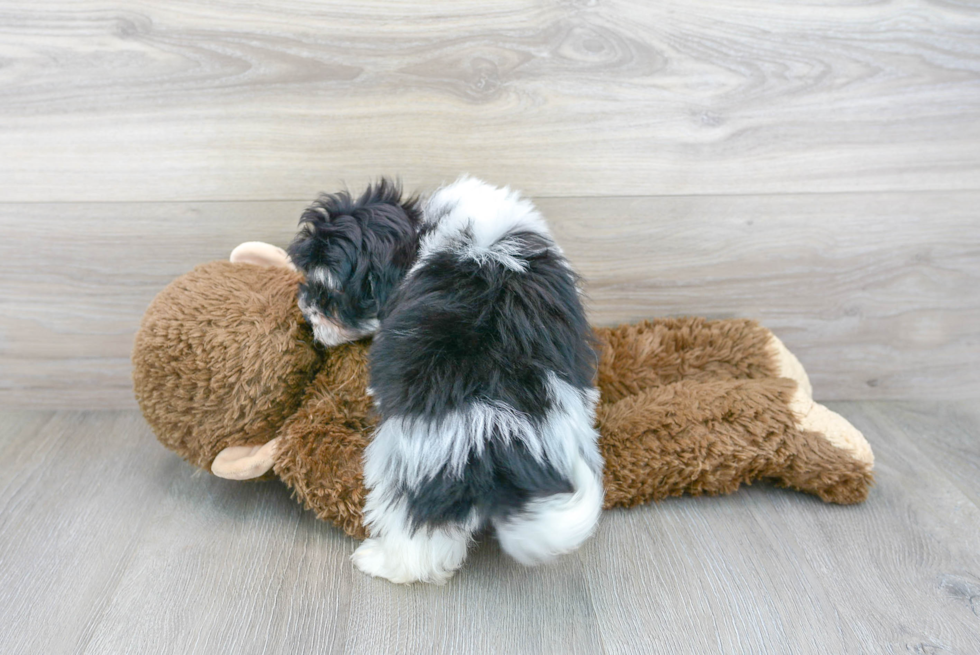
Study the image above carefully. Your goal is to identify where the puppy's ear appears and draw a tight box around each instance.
[367,254,412,317]
[288,188,363,276]
[289,179,423,327]
[286,211,323,273]
[359,180,423,315]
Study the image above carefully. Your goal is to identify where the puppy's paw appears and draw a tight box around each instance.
[351,538,393,580]
[352,538,456,585]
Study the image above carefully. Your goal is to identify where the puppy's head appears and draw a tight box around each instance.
[287,178,422,346]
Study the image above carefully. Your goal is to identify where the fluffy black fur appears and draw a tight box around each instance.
[371,232,595,420]
[369,231,598,528]
[287,178,422,334]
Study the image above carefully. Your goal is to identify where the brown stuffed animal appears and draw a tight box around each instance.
[132,243,874,540]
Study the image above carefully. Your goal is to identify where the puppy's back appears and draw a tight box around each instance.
[366,178,602,553]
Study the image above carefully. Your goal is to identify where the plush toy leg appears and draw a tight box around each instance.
[594,318,782,403]
[596,377,874,506]
[211,438,281,480]
[788,385,874,468]
[274,421,371,541]
[595,318,820,400]
[768,333,873,467]
[229,241,297,270]
[767,333,813,399]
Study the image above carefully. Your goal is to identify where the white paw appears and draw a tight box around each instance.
[351,538,399,581]
[351,539,456,585]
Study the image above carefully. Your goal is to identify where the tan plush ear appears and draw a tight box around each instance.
[211,437,281,480]
[229,242,297,271]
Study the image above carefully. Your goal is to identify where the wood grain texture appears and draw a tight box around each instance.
[1,403,978,654]
[1,1,979,202]
[546,191,980,402]
[857,401,980,513]
[0,201,302,408]
[2,191,977,408]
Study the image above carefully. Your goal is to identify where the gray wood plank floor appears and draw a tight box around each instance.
[1,402,978,654]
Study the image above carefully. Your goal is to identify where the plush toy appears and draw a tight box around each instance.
[132,242,874,540]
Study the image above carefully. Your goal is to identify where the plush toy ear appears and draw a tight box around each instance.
[211,437,281,480]
[229,242,297,271]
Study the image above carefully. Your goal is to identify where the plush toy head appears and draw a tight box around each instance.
[133,260,320,471]
[132,244,874,540]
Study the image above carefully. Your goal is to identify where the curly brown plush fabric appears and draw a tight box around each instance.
[596,377,872,507]
[596,318,779,401]
[274,342,374,539]
[133,261,874,540]
[133,262,321,469]
[593,320,873,506]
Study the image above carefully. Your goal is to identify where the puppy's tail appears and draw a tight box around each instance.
[493,455,603,566]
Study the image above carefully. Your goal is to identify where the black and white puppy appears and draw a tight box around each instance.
[287,178,422,346]
[291,177,604,584]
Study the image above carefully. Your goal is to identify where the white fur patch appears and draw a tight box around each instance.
[309,266,338,290]
[364,402,538,490]
[539,373,603,475]
[493,455,604,566]
[410,176,556,276]
[354,499,478,585]
[298,295,378,346]
[364,375,599,494]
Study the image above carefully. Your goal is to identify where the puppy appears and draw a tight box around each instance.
[356,177,603,584]
[287,178,422,346]
[289,177,603,584]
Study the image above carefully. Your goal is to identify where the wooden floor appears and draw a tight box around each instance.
[1,402,978,654]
